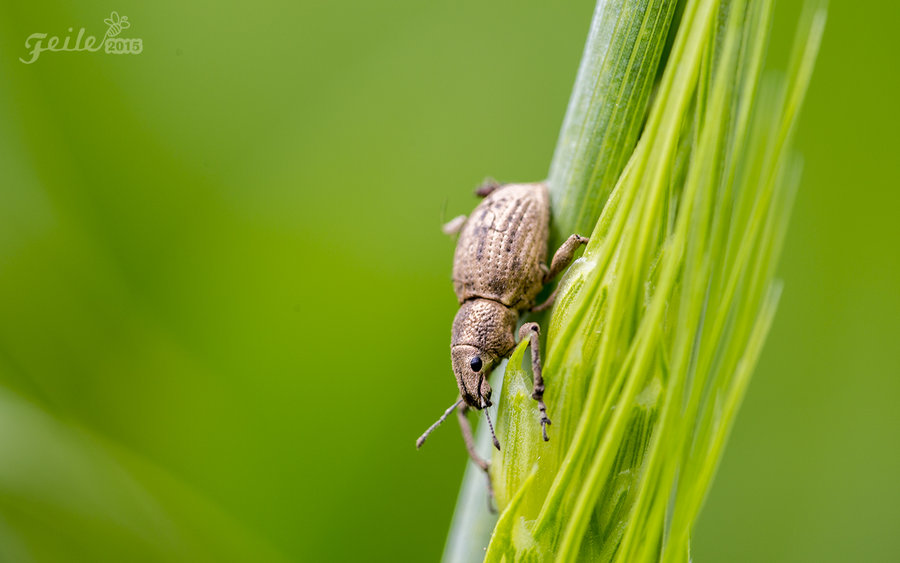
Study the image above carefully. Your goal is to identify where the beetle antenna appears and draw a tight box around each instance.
[484,407,500,451]
[416,398,462,449]
[439,197,448,224]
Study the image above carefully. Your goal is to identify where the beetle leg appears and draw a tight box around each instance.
[518,322,551,441]
[531,287,559,313]
[457,403,496,512]
[442,215,467,235]
[543,234,590,283]
[474,178,501,198]
[457,403,491,471]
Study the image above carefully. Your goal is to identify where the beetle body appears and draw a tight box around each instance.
[416,180,587,465]
[450,183,550,409]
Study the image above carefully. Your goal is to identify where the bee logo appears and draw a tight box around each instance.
[103,11,130,38]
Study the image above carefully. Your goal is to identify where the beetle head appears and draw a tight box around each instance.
[451,344,495,409]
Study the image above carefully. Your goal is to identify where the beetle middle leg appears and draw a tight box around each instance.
[456,403,496,512]
[531,287,559,313]
[474,178,501,198]
[518,322,551,441]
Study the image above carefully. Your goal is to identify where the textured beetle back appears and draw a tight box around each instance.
[452,183,549,310]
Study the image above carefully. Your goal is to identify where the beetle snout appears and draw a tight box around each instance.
[478,379,493,406]
[467,379,493,409]
[451,345,493,409]
[460,380,492,409]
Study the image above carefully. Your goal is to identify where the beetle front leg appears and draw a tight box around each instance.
[543,234,590,283]
[456,403,496,512]
[518,322,551,441]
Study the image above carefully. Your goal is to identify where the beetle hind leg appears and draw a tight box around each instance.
[544,234,590,283]
[518,322,551,441]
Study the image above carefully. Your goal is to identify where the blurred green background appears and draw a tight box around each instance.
[0,1,897,561]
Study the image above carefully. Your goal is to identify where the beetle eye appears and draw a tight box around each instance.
[470,356,483,372]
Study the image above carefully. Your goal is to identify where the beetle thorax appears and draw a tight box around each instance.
[451,298,517,355]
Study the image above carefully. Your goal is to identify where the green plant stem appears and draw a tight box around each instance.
[548,0,682,248]
[443,0,823,561]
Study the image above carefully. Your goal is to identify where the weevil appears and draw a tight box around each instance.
[416,180,588,490]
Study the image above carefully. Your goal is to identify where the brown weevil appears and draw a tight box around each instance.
[416,180,588,490]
